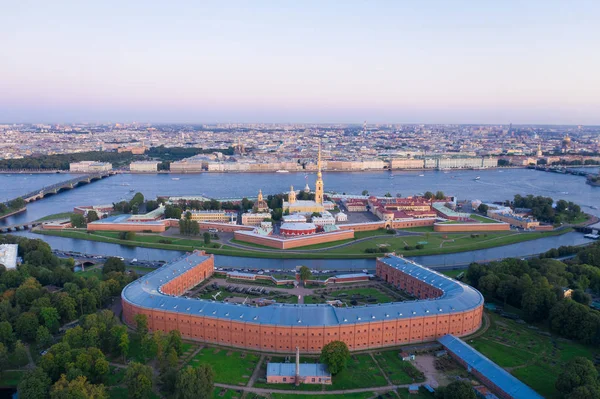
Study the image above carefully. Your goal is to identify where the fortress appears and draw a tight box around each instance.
[122,251,484,353]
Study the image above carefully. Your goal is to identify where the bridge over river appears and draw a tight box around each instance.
[3,171,115,205]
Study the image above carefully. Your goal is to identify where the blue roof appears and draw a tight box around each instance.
[267,363,331,378]
[90,214,164,225]
[122,254,483,327]
[438,335,543,399]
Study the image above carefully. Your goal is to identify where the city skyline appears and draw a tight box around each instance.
[2,1,599,124]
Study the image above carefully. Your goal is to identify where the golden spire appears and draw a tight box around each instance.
[317,141,322,179]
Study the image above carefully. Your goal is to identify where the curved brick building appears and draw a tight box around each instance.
[122,251,483,353]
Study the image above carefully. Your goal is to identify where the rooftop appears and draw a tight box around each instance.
[438,334,543,399]
[267,363,331,378]
[0,244,18,269]
[121,253,483,327]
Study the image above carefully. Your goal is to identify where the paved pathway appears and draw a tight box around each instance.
[214,381,418,396]
[246,354,265,387]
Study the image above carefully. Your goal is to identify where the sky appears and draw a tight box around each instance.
[1,1,599,124]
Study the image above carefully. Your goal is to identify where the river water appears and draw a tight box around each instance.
[2,169,599,268]
[2,168,600,226]
[9,230,592,270]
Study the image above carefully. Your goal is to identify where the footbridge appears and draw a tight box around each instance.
[6,172,115,204]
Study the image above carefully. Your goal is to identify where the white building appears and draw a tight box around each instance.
[312,211,336,226]
[282,214,307,223]
[336,212,348,222]
[69,161,112,173]
[0,244,18,269]
[130,161,159,173]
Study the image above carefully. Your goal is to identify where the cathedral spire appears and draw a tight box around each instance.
[315,141,324,205]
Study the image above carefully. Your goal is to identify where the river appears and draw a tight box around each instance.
[2,168,600,226]
[9,230,592,270]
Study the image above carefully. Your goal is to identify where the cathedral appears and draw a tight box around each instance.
[282,143,328,214]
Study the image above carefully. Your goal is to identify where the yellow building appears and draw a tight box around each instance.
[186,210,237,224]
[241,212,271,226]
[282,144,326,214]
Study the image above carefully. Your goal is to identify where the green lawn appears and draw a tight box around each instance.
[325,354,388,390]
[330,287,396,304]
[468,312,599,399]
[469,214,500,223]
[35,224,572,259]
[373,351,425,384]
[36,212,75,221]
[105,366,125,386]
[440,269,465,278]
[0,370,25,386]
[213,388,243,399]
[76,268,103,278]
[188,347,260,386]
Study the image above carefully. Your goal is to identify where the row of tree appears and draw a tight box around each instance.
[512,194,583,224]
[0,151,137,170]
[466,245,600,344]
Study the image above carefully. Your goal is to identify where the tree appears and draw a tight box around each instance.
[299,266,312,283]
[134,314,148,338]
[18,368,51,399]
[556,357,599,395]
[0,343,8,373]
[384,192,392,197]
[175,365,214,399]
[203,232,211,245]
[166,330,183,356]
[477,203,489,214]
[567,385,600,399]
[571,289,592,305]
[40,307,61,333]
[118,332,129,362]
[320,341,350,375]
[70,214,86,228]
[103,258,125,274]
[423,191,434,199]
[0,321,15,348]
[443,380,476,399]
[125,362,153,399]
[86,211,99,223]
[13,340,30,367]
[435,191,445,200]
[16,311,40,341]
[361,190,369,196]
[36,326,53,350]
[50,375,108,399]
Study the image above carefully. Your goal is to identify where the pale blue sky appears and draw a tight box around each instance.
[1,1,599,124]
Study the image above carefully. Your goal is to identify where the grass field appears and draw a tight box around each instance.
[469,214,499,223]
[36,212,75,221]
[373,350,425,384]
[468,312,599,399]
[330,287,396,304]
[440,269,465,278]
[325,353,388,390]
[188,347,260,386]
[213,388,244,399]
[36,224,572,259]
[0,370,24,386]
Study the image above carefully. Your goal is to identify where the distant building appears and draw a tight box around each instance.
[130,161,159,173]
[241,212,271,226]
[69,161,112,173]
[0,244,18,269]
[280,222,317,236]
[187,210,237,224]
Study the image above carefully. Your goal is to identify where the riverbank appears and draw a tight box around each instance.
[0,207,26,221]
[33,226,574,259]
